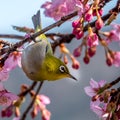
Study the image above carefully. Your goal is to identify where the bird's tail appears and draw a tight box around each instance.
[32,10,41,31]
[32,10,47,41]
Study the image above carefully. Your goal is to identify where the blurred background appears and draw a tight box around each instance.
[0,0,120,120]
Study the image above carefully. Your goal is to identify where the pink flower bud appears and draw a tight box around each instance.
[73,47,81,57]
[85,8,93,22]
[1,106,13,117]
[95,17,104,30]
[72,19,80,28]
[88,47,96,57]
[72,59,80,69]
[71,56,80,69]
[87,33,99,47]
[98,9,103,16]
[83,55,90,64]
[106,57,113,66]
[76,31,84,40]
[31,107,38,119]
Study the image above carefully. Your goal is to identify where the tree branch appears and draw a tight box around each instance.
[20,81,44,120]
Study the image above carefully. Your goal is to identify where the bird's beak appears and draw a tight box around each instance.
[69,73,77,81]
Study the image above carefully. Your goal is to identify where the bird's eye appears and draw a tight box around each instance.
[59,65,66,73]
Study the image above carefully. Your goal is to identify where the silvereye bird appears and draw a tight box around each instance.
[21,10,77,81]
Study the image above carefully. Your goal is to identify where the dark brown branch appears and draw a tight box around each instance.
[0,34,24,40]
[20,81,44,120]
[31,11,77,38]
[105,77,120,90]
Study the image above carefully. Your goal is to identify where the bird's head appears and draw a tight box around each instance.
[45,56,77,81]
[56,64,77,81]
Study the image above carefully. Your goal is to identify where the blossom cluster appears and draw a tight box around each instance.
[0,51,21,108]
[42,0,120,68]
[85,79,120,120]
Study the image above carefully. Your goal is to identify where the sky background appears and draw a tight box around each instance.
[0,0,120,120]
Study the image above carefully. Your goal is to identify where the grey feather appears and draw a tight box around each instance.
[21,41,47,75]
[32,10,41,29]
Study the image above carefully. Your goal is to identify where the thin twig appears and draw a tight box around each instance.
[0,34,24,40]
[18,81,37,97]
[20,81,44,120]
[105,77,120,90]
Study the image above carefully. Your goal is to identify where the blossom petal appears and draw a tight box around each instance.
[90,78,99,88]
[40,94,50,105]
[0,69,9,81]
[0,91,19,106]
[98,80,106,87]
[84,86,96,97]
[90,101,103,117]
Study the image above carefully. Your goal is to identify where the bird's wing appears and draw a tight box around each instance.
[21,40,47,74]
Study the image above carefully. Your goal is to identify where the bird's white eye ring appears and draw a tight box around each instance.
[59,65,65,73]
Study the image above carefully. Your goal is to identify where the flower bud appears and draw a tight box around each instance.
[21,84,28,92]
[106,56,113,66]
[31,108,37,119]
[76,31,84,40]
[83,54,90,64]
[88,47,96,57]
[73,47,81,57]
[72,59,80,69]
[72,19,80,28]
[70,55,80,69]
[85,7,93,22]
[95,17,104,30]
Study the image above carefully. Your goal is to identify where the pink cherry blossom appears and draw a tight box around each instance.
[0,69,9,81]
[41,0,84,20]
[0,83,18,106]
[90,101,108,119]
[31,94,51,119]
[113,51,120,67]
[84,78,106,97]
[87,33,99,47]
[106,24,120,43]
[38,94,50,105]
[77,3,90,17]
[0,51,22,81]
[4,51,22,71]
